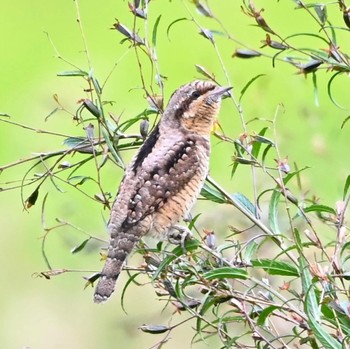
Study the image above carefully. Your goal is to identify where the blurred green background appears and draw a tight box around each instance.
[1,1,349,348]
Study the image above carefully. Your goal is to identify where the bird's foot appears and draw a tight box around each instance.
[168,225,193,252]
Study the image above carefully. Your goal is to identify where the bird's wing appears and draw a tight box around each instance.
[115,135,209,232]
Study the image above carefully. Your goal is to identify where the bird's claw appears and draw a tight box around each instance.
[168,225,193,252]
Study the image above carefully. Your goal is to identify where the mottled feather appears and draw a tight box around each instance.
[94,80,231,303]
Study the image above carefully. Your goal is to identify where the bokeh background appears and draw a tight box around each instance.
[1,1,349,348]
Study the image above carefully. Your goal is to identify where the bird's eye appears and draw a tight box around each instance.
[191,90,201,99]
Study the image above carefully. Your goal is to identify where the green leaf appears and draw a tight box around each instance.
[83,272,101,289]
[343,175,350,200]
[312,72,319,107]
[152,15,162,47]
[257,305,280,326]
[68,175,92,186]
[340,241,350,263]
[313,4,327,25]
[327,301,350,335]
[341,115,350,129]
[91,77,102,95]
[231,193,257,217]
[196,293,215,341]
[268,168,309,234]
[200,181,227,203]
[121,272,143,314]
[63,137,86,148]
[284,32,329,45]
[261,143,274,165]
[269,188,282,235]
[243,241,258,264]
[327,72,346,110]
[102,128,125,169]
[44,107,59,121]
[251,259,299,277]
[195,64,215,80]
[203,267,248,280]
[300,254,341,348]
[71,238,90,254]
[230,160,239,178]
[187,213,201,230]
[166,17,189,41]
[251,127,269,158]
[152,239,200,280]
[239,74,266,102]
[303,204,336,215]
[57,70,88,77]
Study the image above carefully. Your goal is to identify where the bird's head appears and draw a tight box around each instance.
[164,80,232,136]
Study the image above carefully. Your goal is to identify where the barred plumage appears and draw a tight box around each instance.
[94,80,231,303]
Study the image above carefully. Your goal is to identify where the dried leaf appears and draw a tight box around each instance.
[193,0,213,17]
[112,20,144,45]
[139,324,170,334]
[83,99,101,118]
[233,49,261,58]
[128,2,147,19]
[199,28,214,44]
[25,187,39,209]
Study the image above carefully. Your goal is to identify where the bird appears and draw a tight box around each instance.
[94,80,231,303]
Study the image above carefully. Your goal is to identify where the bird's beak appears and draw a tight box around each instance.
[208,86,232,103]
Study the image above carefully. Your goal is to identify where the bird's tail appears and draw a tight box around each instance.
[94,231,139,303]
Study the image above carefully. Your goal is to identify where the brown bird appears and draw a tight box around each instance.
[94,80,231,303]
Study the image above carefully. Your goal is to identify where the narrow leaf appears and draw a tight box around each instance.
[44,107,59,122]
[300,253,341,348]
[203,267,248,280]
[25,187,40,209]
[312,72,319,107]
[139,325,170,334]
[303,204,336,215]
[57,70,88,77]
[201,182,227,203]
[343,175,350,200]
[102,128,125,169]
[193,0,213,17]
[152,15,162,47]
[166,17,189,41]
[121,272,143,314]
[83,272,101,289]
[314,4,327,24]
[71,238,90,254]
[152,239,200,280]
[257,305,280,326]
[239,74,266,102]
[233,49,261,58]
[63,136,86,148]
[251,127,268,158]
[231,193,257,217]
[268,168,309,234]
[327,72,346,110]
[68,176,92,186]
[341,115,350,129]
[243,241,258,264]
[251,259,299,277]
[195,64,215,80]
